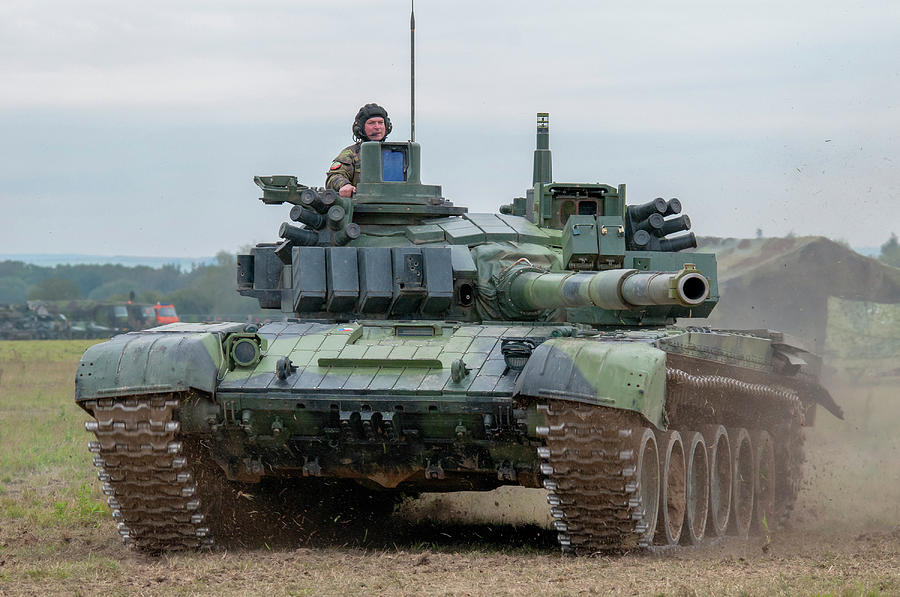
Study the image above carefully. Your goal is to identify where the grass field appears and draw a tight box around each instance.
[0,340,897,596]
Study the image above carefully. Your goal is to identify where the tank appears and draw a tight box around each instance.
[75,113,842,554]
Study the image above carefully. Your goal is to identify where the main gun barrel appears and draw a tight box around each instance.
[504,264,709,313]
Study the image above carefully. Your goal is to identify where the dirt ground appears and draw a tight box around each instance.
[1,352,898,596]
[0,527,897,597]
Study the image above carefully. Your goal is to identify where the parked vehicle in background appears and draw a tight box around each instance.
[149,303,179,325]
[0,302,70,340]
[0,301,179,340]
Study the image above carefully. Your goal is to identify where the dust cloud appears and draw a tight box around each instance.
[790,378,900,540]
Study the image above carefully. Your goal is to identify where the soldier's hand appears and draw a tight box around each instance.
[339,184,356,198]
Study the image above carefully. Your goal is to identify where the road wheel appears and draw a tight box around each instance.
[654,430,686,546]
[679,430,709,545]
[633,427,660,547]
[728,427,754,537]
[702,424,731,537]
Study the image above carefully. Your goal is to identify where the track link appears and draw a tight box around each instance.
[83,394,212,551]
[537,404,649,555]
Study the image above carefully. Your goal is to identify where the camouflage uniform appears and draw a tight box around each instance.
[325,143,362,192]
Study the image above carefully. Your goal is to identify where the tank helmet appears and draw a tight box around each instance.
[352,103,392,141]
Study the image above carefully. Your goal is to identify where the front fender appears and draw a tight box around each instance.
[514,338,668,429]
[74,322,245,404]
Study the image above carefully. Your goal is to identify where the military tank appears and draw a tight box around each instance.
[75,113,841,554]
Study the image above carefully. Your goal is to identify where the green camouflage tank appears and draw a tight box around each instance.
[75,113,841,554]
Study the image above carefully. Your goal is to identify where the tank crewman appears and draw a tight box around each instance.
[325,103,392,198]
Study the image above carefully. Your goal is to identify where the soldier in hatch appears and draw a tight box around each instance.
[325,103,392,198]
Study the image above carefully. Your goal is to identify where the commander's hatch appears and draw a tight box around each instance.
[353,141,466,224]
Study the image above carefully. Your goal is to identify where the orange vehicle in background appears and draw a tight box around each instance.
[154,303,180,325]
[141,303,180,326]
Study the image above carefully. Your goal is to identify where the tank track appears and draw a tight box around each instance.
[537,368,807,555]
[83,379,805,554]
[537,405,649,554]
[83,394,212,551]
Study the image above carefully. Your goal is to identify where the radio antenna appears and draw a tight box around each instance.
[410,0,415,142]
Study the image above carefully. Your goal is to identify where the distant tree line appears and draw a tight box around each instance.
[0,251,265,320]
[880,233,900,268]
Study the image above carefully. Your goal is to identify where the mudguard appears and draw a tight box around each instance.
[74,323,243,403]
[514,338,668,429]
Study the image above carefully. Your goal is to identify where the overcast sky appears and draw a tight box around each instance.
[1,0,898,257]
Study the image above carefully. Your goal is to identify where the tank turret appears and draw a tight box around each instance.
[237,113,717,326]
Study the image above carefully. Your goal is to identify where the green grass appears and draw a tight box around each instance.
[0,339,108,530]
[0,339,100,362]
